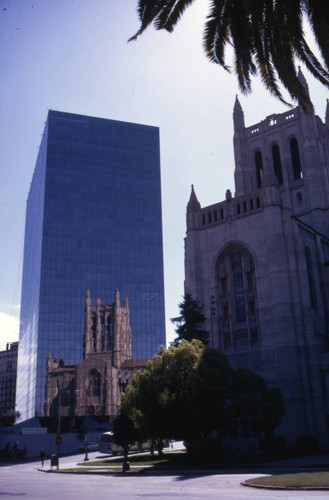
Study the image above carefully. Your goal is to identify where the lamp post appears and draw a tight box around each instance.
[75,388,89,461]
[210,295,216,346]
[57,387,62,436]
[84,387,89,462]
[56,384,65,455]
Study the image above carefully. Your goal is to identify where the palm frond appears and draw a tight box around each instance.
[251,6,288,104]
[270,7,313,110]
[229,0,256,93]
[128,0,164,41]
[306,0,329,69]
[156,0,196,32]
[294,36,329,85]
[130,0,329,108]
[203,0,230,69]
[129,0,196,40]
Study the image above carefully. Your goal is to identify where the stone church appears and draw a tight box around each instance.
[184,70,329,448]
[45,289,147,418]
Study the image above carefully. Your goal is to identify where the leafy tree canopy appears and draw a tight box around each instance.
[121,340,285,450]
[171,292,209,345]
[0,410,20,428]
[112,411,142,452]
[130,0,329,110]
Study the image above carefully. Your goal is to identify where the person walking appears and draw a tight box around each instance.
[40,448,45,467]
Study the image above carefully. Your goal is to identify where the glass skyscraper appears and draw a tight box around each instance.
[16,111,166,421]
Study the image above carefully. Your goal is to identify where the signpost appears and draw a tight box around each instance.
[55,435,62,446]
[55,434,62,455]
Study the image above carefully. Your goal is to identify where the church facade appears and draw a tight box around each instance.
[184,72,329,447]
[45,290,147,419]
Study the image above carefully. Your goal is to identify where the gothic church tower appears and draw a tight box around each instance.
[185,74,329,449]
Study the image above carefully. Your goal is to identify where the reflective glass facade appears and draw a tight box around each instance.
[16,111,166,420]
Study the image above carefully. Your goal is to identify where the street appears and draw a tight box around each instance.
[1,452,329,500]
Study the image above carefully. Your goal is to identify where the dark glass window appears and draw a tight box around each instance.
[230,252,246,323]
[272,144,283,184]
[216,245,259,352]
[305,248,317,310]
[255,151,263,188]
[290,138,302,179]
[89,369,101,397]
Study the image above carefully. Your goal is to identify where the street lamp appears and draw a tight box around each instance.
[57,386,62,436]
[57,385,70,435]
[210,295,216,346]
[56,384,68,455]
[75,388,89,461]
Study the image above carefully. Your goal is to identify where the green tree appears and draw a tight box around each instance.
[112,411,142,464]
[0,410,20,428]
[171,292,209,345]
[121,340,284,453]
[122,341,205,441]
[130,1,329,110]
[227,368,285,439]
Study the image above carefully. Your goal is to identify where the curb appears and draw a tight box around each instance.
[241,481,329,491]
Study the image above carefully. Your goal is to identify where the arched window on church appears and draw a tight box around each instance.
[272,144,283,185]
[91,316,97,352]
[216,244,260,351]
[89,369,101,397]
[255,151,263,188]
[305,247,317,310]
[290,138,303,180]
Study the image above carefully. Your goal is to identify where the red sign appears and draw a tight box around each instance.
[55,435,63,446]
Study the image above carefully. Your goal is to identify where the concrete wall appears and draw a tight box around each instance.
[0,431,104,458]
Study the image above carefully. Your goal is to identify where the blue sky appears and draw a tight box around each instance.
[0,0,328,350]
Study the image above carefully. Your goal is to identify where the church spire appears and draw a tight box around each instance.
[233,95,245,132]
[115,288,120,306]
[86,289,91,307]
[84,289,92,356]
[297,66,313,111]
[326,99,329,128]
[186,185,201,231]
[298,67,310,98]
[187,184,201,212]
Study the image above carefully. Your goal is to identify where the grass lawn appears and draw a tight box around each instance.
[54,451,188,474]
[74,451,187,471]
[78,451,186,468]
[59,449,247,474]
[244,472,329,489]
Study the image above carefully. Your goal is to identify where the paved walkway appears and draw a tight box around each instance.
[38,447,329,476]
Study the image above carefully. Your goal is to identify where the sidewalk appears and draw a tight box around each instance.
[266,453,329,472]
[38,450,329,475]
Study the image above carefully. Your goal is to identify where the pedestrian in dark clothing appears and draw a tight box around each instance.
[40,448,45,467]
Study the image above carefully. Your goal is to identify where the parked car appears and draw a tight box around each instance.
[78,442,99,452]
[99,431,168,455]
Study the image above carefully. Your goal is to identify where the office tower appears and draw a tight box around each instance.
[185,71,329,447]
[0,342,18,417]
[16,111,165,421]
